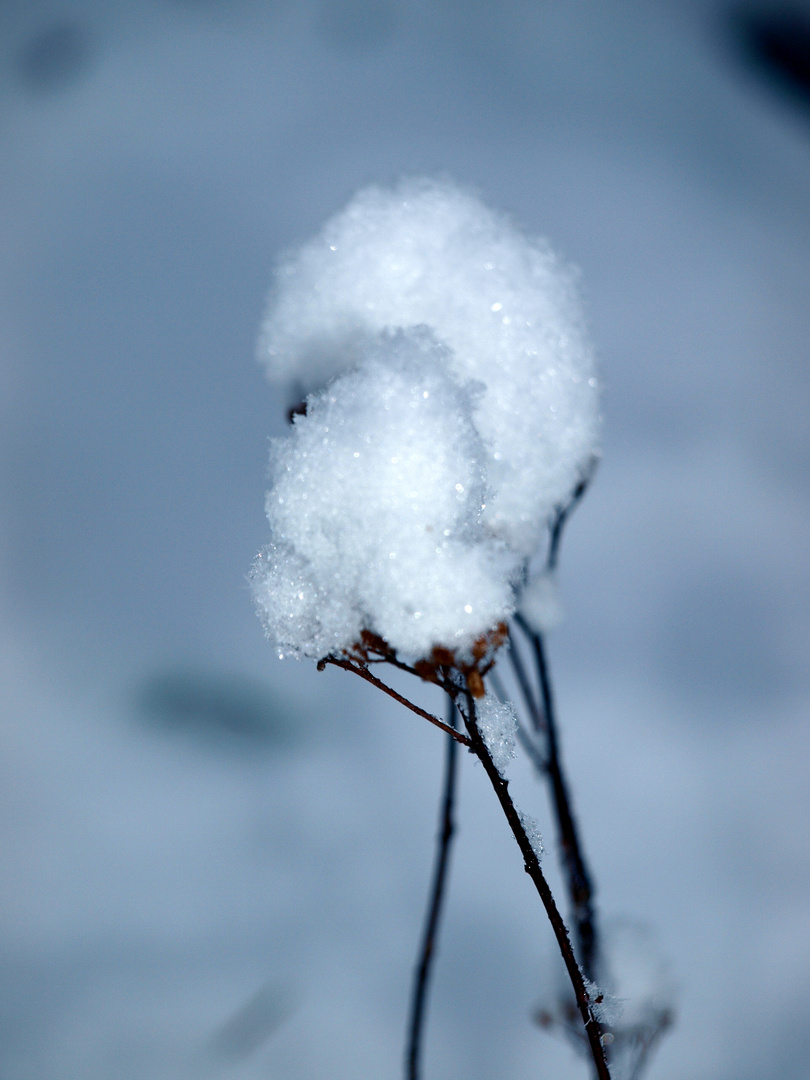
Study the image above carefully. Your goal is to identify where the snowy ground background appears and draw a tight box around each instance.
[1,1,809,1077]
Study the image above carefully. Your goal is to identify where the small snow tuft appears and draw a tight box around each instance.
[517,809,545,861]
[475,693,517,776]
[583,977,625,1027]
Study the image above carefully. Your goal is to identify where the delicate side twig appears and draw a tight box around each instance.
[406,694,459,1080]
[506,631,545,735]
[318,656,471,747]
[456,689,611,1080]
[547,455,598,572]
[513,612,599,983]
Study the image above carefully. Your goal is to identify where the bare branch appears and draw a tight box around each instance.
[456,690,611,1080]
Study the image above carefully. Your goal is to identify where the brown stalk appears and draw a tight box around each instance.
[455,688,611,1080]
[318,655,470,747]
[322,625,612,1080]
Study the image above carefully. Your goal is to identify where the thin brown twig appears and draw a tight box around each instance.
[455,689,611,1080]
[405,694,459,1080]
[507,631,545,735]
[318,656,471,747]
[547,455,598,572]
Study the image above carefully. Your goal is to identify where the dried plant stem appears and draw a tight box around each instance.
[405,694,459,1080]
[326,650,610,1079]
[513,613,600,983]
[456,690,611,1080]
[319,657,470,746]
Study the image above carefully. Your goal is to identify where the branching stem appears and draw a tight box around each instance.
[456,689,611,1080]
[322,601,610,1078]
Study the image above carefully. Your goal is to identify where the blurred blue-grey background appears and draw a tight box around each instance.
[1,1,809,1077]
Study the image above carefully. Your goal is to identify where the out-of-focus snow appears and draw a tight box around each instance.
[519,572,564,634]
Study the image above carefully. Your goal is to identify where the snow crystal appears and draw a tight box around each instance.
[475,693,517,776]
[583,977,625,1027]
[252,330,519,660]
[258,177,599,558]
[253,179,599,662]
[517,809,544,861]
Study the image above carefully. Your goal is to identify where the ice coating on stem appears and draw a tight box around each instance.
[519,572,563,634]
[258,177,599,559]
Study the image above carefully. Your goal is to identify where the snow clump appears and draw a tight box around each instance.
[253,331,518,660]
[252,178,599,661]
[517,810,545,861]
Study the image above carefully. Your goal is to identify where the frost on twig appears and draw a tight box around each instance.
[517,809,545,862]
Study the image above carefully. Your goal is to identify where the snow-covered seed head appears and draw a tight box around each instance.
[252,179,600,663]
